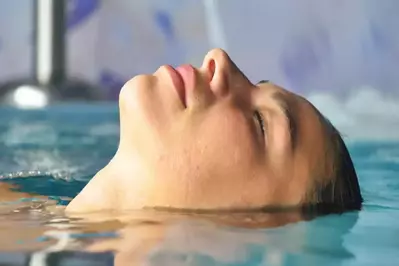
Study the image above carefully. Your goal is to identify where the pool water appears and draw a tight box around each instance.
[0,104,397,266]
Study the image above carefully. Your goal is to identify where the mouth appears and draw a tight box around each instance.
[165,64,196,108]
[164,65,186,107]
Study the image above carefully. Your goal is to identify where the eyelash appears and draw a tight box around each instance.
[254,111,265,136]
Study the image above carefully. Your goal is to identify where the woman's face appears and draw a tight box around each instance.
[75,49,332,212]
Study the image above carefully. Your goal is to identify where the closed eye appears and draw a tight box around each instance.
[254,110,265,136]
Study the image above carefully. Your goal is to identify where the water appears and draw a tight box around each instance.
[0,104,397,266]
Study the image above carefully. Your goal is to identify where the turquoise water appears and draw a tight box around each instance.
[0,104,397,266]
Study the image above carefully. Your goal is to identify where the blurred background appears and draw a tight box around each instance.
[0,0,398,140]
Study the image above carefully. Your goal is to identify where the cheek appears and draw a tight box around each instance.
[150,114,266,209]
[189,108,262,172]
[156,107,262,186]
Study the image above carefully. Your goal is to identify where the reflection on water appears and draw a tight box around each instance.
[0,182,359,266]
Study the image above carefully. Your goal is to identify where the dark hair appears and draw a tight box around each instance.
[303,118,363,216]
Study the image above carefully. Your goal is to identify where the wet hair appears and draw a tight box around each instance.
[304,117,363,216]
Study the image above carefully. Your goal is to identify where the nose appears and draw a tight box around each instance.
[201,48,253,97]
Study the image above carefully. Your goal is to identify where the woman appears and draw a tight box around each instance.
[66,48,362,215]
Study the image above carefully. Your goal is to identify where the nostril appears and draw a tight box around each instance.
[208,59,216,82]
